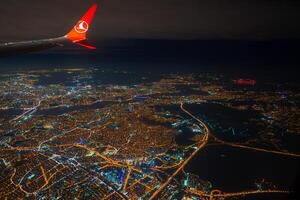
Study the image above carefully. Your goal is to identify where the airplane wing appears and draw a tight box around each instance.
[0,3,98,56]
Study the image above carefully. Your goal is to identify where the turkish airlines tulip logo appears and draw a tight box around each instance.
[74,20,89,33]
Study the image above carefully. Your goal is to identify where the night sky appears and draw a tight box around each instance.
[0,0,300,41]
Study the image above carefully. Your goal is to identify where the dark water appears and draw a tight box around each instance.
[155,103,300,199]
[0,109,23,117]
[186,144,300,194]
[33,69,161,86]
[184,103,263,142]
[156,103,263,143]
[0,101,110,118]
[35,101,108,116]
[172,84,209,96]
[35,71,76,86]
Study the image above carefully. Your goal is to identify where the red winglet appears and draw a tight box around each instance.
[66,3,98,44]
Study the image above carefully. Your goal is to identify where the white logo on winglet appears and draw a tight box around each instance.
[74,20,89,33]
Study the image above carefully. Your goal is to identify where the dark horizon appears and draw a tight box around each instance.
[0,40,299,87]
[0,39,300,66]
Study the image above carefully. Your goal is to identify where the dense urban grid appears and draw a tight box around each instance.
[0,68,299,199]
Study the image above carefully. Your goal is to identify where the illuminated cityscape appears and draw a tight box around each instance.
[0,68,299,199]
[1,0,300,199]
